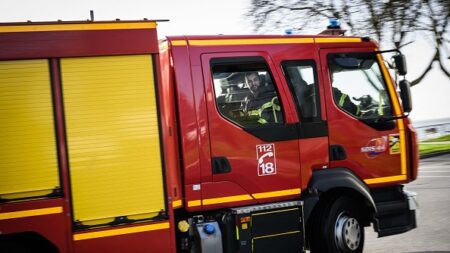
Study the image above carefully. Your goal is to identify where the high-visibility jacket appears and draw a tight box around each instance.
[333,87,361,116]
[243,87,282,124]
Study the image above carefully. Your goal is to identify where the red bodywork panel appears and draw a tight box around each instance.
[168,35,395,212]
[405,117,419,181]
[158,43,183,209]
[167,35,417,211]
[0,199,69,252]
[73,222,172,253]
[0,28,158,60]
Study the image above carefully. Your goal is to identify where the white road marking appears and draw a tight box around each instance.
[418,176,450,178]
[420,171,450,173]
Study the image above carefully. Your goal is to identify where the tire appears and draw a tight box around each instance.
[309,195,365,253]
[0,240,32,253]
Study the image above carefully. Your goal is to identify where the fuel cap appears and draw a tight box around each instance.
[203,224,215,235]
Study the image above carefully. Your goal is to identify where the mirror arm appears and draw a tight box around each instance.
[380,113,409,122]
[374,49,401,54]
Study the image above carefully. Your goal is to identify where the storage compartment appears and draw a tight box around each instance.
[224,201,305,253]
[61,55,166,227]
[0,59,60,201]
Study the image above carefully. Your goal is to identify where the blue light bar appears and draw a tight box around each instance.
[327,18,341,29]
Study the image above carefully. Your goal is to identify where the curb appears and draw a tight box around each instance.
[420,150,450,159]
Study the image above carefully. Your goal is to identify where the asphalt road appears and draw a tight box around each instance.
[364,154,450,253]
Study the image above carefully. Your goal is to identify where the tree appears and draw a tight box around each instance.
[247,0,450,86]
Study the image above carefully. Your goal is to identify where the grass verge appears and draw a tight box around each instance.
[422,134,450,142]
[419,143,450,156]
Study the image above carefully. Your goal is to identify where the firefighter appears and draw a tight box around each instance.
[242,71,282,124]
[330,71,361,117]
[332,87,361,117]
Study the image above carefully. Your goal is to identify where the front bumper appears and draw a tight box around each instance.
[372,186,418,237]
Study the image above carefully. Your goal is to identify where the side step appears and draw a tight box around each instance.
[371,185,418,237]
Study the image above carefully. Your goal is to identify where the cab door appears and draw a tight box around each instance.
[319,48,407,186]
[200,52,302,209]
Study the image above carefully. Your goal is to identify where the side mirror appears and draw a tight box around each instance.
[393,54,407,75]
[399,79,412,113]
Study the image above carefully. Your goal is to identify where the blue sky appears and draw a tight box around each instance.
[2,0,449,122]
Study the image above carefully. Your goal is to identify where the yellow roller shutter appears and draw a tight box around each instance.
[61,55,165,225]
[0,59,59,200]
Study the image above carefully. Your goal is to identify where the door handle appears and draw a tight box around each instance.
[330,145,347,161]
[212,157,232,174]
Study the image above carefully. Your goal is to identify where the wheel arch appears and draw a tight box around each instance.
[302,168,376,225]
[0,232,58,253]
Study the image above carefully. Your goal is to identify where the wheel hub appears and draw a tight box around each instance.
[335,214,361,251]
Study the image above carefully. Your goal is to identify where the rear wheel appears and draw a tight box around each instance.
[309,195,365,253]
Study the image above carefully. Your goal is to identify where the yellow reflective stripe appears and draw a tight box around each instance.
[259,99,280,112]
[378,92,384,116]
[0,22,156,33]
[172,200,182,208]
[187,200,201,207]
[0,207,62,220]
[260,101,274,112]
[377,53,407,175]
[73,222,170,241]
[252,188,301,199]
[315,37,362,43]
[170,37,363,46]
[187,188,301,207]
[258,97,281,123]
[399,123,407,175]
[364,175,407,185]
[188,38,314,46]
[252,230,300,240]
[258,118,268,124]
[252,208,299,216]
[248,109,260,116]
[339,93,347,106]
[271,97,280,123]
[377,53,401,116]
[202,194,253,205]
[171,40,187,46]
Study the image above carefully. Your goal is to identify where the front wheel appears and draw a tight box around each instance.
[309,195,365,253]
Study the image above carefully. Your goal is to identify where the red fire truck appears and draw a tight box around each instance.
[0,20,418,253]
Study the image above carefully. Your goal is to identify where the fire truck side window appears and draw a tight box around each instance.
[282,60,320,122]
[328,53,393,119]
[211,57,284,127]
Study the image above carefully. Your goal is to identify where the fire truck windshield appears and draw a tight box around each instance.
[329,53,393,120]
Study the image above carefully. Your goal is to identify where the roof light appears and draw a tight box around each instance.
[319,18,346,35]
[327,18,341,29]
[285,28,293,35]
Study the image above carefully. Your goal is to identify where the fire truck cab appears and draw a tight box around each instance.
[0,20,418,253]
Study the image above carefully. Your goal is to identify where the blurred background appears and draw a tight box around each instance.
[2,1,450,252]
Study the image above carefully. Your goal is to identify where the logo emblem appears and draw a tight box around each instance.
[361,136,387,158]
[389,134,400,154]
[256,144,276,176]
